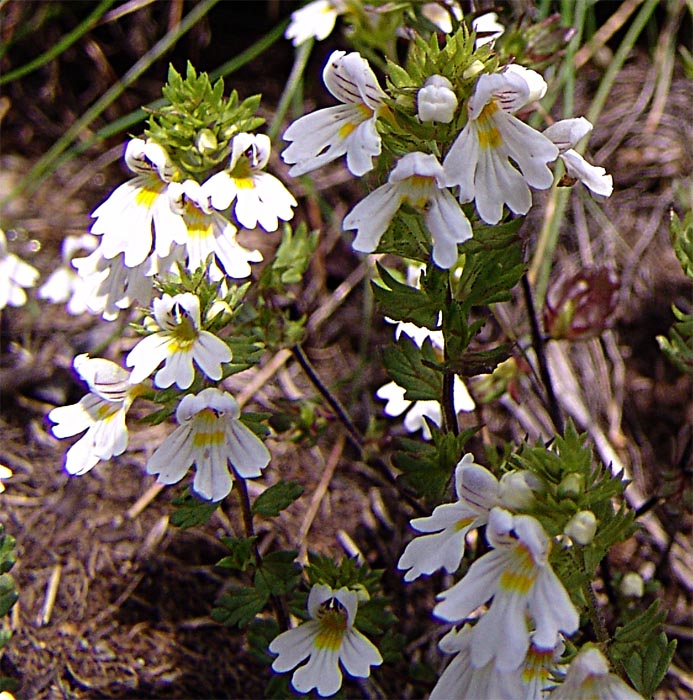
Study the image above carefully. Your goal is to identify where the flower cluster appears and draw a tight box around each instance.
[0,228,39,310]
[74,130,295,319]
[281,39,612,270]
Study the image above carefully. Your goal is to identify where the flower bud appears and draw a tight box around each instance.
[544,267,619,341]
[620,572,645,598]
[558,473,583,498]
[499,470,541,510]
[564,510,597,545]
[205,300,233,325]
[195,128,218,155]
[417,75,458,124]
[462,60,485,80]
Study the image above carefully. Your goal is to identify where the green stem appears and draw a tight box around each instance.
[1,0,221,207]
[268,36,313,143]
[0,0,116,86]
[235,473,289,632]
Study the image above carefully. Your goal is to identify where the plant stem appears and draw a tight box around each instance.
[235,473,290,632]
[521,274,564,435]
[442,372,459,437]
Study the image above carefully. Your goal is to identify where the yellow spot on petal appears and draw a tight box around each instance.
[454,516,475,531]
[476,101,503,150]
[499,543,537,595]
[233,177,255,190]
[134,185,161,208]
[314,608,347,652]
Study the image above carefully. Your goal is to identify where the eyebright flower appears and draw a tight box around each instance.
[38,234,99,314]
[418,75,458,124]
[48,354,141,476]
[285,0,344,46]
[344,151,472,268]
[421,2,462,34]
[543,117,613,196]
[398,455,500,581]
[472,12,505,47]
[146,387,270,501]
[167,179,263,280]
[126,292,232,390]
[430,626,562,700]
[282,50,387,177]
[0,465,13,493]
[548,647,645,700]
[443,65,559,225]
[90,138,187,267]
[435,507,579,672]
[269,583,383,697]
[201,132,297,232]
[0,228,39,310]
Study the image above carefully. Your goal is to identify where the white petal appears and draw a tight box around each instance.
[193,332,231,381]
[543,117,593,152]
[125,333,171,384]
[339,628,382,677]
[561,150,613,196]
[270,622,319,670]
[344,116,382,176]
[426,189,472,268]
[528,567,579,649]
[344,184,402,254]
[224,419,270,478]
[292,646,343,697]
[64,432,102,475]
[398,526,469,581]
[155,350,195,390]
[434,549,507,621]
[146,425,195,484]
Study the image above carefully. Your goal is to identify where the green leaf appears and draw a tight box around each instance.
[252,480,304,517]
[372,263,441,329]
[383,335,443,401]
[670,210,693,278]
[270,222,319,286]
[255,550,301,596]
[0,530,16,574]
[374,208,432,262]
[211,585,269,628]
[216,536,257,572]
[0,574,17,617]
[170,488,219,529]
[247,617,280,666]
[657,305,693,375]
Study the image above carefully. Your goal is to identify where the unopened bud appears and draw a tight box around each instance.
[462,60,485,80]
[558,473,583,498]
[205,300,233,325]
[544,267,619,341]
[620,572,645,598]
[499,470,541,510]
[195,128,218,155]
[417,75,458,123]
[564,510,597,545]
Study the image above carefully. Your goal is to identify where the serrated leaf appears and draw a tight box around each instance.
[0,574,17,617]
[217,536,257,572]
[170,488,219,529]
[622,633,676,698]
[383,335,443,401]
[0,532,16,574]
[372,263,440,329]
[255,550,301,596]
[252,481,304,517]
[212,586,269,628]
[670,210,693,278]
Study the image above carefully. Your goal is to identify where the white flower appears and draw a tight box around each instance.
[269,583,382,697]
[285,0,344,46]
[418,75,458,123]
[126,292,231,390]
[543,117,613,196]
[201,133,297,232]
[563,510,597,545]
[472,12,505,47]
[168,179,263,279]
[435,507,579,672]
[398,455,501,581]
[48,354,140,476]
[146,387,270,501]
[421,1,462,34]
[443,65,559,224]
[431,625,528,700]
[38,234,99,314]
[90,138,187,267]
[0,228,39,310]
[548,647,645,700]
[344,151,472,268]
[0,465,13,493]
[282,50,387,177]
[498,469,542,509]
